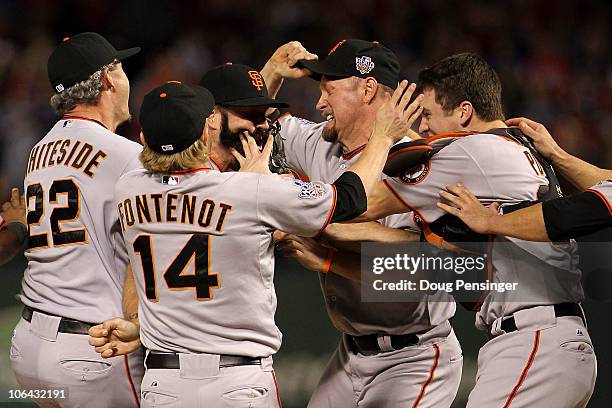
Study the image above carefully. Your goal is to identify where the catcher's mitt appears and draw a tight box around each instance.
[266,119,291,174]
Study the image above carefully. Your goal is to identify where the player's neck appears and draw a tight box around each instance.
[339,131,370,154]
[339,112,376,153]
[466,118,507,133]
[208,152,233,172]
[65,105,116,132]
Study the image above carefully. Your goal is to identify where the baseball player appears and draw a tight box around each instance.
[10,32,144,407]
[90,78,420,407]
[260,40,463,408]
[438,118,612,241]
[0,187,27,266]
[88,63,295,358]
[361,53,596,407]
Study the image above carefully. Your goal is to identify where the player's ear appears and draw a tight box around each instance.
[457,101,474,127]
[363,77,378,104]
[139,131,145,145]
[201,122,213,154]
[207,108,220,131]
[100,68,114,92]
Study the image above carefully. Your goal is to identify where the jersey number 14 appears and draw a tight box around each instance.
[133,234,220,301]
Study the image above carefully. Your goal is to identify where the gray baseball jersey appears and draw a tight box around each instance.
[20,117,142,323]
[115,167,336,357]
[384,133,584,328]
[279,114,455,335]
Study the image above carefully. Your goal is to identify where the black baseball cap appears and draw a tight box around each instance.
[48,32,140,93]
[200,63,289,108]
[299,39,400,89]
[140,81,215,155]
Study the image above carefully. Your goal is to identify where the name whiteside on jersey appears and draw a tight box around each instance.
[26,138,108,178]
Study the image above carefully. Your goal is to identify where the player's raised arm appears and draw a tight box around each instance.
[506,117,612,189]
[260,41,318,99]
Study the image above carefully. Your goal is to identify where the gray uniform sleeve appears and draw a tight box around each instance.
[384,135,549,224]
[256,174,335,237]
[278,115,327,177]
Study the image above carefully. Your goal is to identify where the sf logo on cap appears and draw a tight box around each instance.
[248,71,264,92]
[161,144,174,152]
[355,56,375,74]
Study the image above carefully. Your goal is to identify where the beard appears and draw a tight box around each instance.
[219,111,243,152]
[321,122,339,143]
[219,111,267,155]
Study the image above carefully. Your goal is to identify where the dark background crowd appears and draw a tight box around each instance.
[0,1,610,406]
[0,0,610,195]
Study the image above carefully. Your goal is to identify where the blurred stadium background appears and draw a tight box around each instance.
[0,0,611,406]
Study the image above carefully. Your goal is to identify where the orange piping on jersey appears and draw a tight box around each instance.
[295,172,310,182]
[317,184,337,237]
[170,167,212,175]
[342,145,366,160]
[382,179,414,211]
[424,132,476,143]
[208,157,222,171]
[412,343,440,408]
[424,130,523,146]
[386,145,433,162]
[421,223,463,253]
[61,115,108,129]
[585,189,612,216]
[123,355,140,407]
[272,370,283,407]
[382,179,434,224]
[503,331,541,408]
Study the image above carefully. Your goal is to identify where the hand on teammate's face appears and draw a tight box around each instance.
[436,183,500,235]
[372,81,424,145]
[232,133,274,175]
[266,41,318,79]
[505,117,561,162]
[0,187,26,227]
[88,317,141,359]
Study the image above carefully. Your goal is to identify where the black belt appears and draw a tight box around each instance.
[347,333,419,355]
[500,303,585,334]
[145,352,262,369]
[22,306,96,335]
